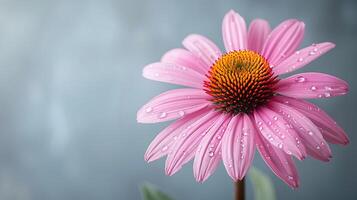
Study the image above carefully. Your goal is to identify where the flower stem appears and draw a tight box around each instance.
[235,178,245,200]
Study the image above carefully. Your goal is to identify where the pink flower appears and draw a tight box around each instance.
[137,10,349,188]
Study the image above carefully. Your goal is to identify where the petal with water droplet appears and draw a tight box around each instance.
[143,62,206,88]
[144,108,211,162]
[165,110,219,176]
[273,96,349,145]
[273,42,335,75]
[276,72,349,99]
[161,48,209,74]
[254,107,306,160]
[222,114,255,181]
[269,101,332,161]
[256,133,300,188]
[193,114,230,182]
[137,88,210,123]
[261,19,305,66]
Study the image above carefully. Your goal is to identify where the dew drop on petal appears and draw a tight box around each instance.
[324,92,331,97]
[145,107,153,113]
[162,145,168,152]
[273,116,278,121]
[208,151,214,157]
[325,86,333,91]
[178,111,185,117]
[310,86,317,91]
[159,112,167,118]
[295,76,306,83]
[297,57,304,62]
[309,51,316,56]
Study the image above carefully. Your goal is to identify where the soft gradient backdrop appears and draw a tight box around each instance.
[0,0,356,199]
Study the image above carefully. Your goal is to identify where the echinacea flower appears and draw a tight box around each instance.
[137,10,349,188]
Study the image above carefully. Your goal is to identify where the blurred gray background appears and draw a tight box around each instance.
[0,0,356,199]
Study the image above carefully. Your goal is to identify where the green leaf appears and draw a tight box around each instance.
[249,167,276,200]
[141,182,174,200]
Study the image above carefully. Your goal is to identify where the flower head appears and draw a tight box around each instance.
[137,10,349,187]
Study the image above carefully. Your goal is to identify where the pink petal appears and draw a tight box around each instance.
[254,107,306,160]
[262,20,305,66]
[193,113,230,182]
[256,133,299,188]
[144,107,211,162]
[269,101,332,162]
[137,88,210,123]
[182,34,222,67]
[161,48,209,75]
[221,114,255,181]
[273,42,335,75]
[276,72,349,99]
[165,109,220,176]
[273,96,349,145]
[222,10,247,52]
[247,19,271,53]
[143,62,205,89]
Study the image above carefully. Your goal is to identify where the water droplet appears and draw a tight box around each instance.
[288,175,294,180]
[313,47,318,52]
[308,131,313,136]
[324,92,331,97]
[162,146,168,151]
[178,111,185,117]
[295,76,306,83]
[270,64,275,68]
[309,51,316,56]
[217,135,222,140]
[316,145,321,150]
[278,143,283,148]
[145,107,153,113]
[297,57,304,62]
[325,86,333,91]
[208,151,214,157]
[295,51,301,55]
[273,116,278,121]
[257,121,262,126]
[310,86,317,91]
[159,112,167,118]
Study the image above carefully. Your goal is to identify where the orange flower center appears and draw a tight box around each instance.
[204,50,278,114]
